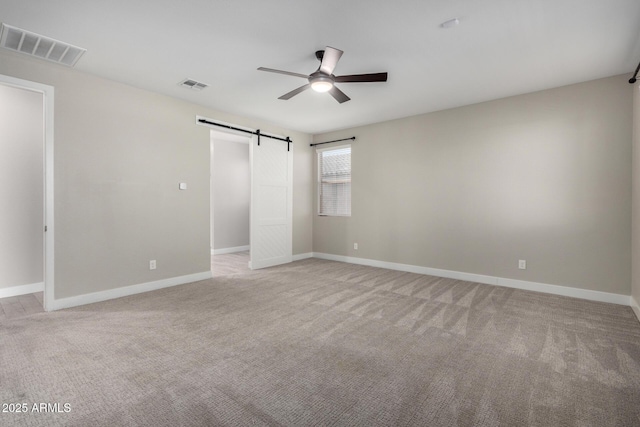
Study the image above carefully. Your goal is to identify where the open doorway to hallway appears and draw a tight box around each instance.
[210,130,251,272]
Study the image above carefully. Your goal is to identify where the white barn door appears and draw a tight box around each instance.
[249,134,293,269]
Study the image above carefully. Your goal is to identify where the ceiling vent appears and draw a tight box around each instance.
[178,78,209,91]
[0,23,86,67]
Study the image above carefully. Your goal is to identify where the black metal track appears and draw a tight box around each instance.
[198,119,292,151]
[629,60,640,84]
[310,136,356,147]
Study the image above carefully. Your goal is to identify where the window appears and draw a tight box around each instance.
[318,145,351,216]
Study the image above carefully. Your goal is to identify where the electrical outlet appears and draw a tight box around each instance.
[354,243,358,250]
[150,260,157,270]
[518,260,526,270]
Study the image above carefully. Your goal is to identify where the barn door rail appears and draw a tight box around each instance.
[629,60,640,84]
[198,118,292,151]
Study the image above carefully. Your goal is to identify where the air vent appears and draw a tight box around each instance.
[0,23,86,67]
[179,78,209,91]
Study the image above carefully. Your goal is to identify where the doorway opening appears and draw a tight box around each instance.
[0,74,54,313]
[210,130,251,273]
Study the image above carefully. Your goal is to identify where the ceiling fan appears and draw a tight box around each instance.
[258,46,388,104]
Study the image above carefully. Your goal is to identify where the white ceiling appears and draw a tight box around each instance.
[1,0,639,134]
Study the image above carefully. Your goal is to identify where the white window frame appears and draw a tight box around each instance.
[317,144,351,217]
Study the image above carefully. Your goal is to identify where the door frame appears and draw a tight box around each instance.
[0,74,55,311]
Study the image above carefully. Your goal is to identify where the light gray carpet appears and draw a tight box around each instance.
[2,256,640,426]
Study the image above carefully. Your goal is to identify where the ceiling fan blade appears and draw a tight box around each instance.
[329,86,351,104]
[319,46,343,75]
[257,67,309,79]
[278,84,311,100]
[335,72,388,83]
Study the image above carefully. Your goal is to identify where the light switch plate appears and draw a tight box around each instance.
[179,183,187,190]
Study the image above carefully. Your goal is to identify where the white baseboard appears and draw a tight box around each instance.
[293,252,313,261]
[42,254,637,312]
[631,295,640,323]
[0,282,44,299]
[212,245,250,255]
[51,271,213,311]
[313,252,497,286]
[311,252,630,306]
[497,277,629,305]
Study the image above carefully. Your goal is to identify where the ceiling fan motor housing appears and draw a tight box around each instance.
[308,71,335,86]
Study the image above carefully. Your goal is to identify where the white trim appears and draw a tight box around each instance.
[311,252,631,306]
[293,252,313,261]
[313,252,496,285]
[212,245,250,255]
[315,143,352,153]
[0,282,44,299]
[210,137,214,258]
[0,74,54,312]
[631,295,640,323]
[50,271,212,311]
[44,81,54,312]
[496,277,630,306]
[211,131,251,144]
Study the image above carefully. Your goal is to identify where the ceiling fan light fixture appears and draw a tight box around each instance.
[311,80,333,92]
[309,72,334,93]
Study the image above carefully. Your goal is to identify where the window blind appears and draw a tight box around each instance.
[318,145,351,216]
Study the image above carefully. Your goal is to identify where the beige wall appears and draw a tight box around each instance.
[314,75,633,295]
[0,50,313,300]
[0,84,44,289]
[212,138,250,250]
[632,82,640,309]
